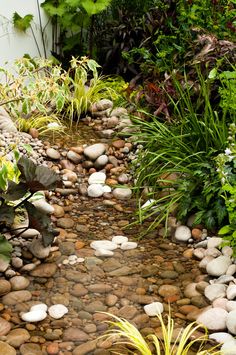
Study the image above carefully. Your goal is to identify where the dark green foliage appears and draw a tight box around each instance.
[0,156,61,248]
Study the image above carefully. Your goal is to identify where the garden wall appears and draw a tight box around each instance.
[0,0,52,66]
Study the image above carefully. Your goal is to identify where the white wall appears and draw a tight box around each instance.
[0,0,52,66]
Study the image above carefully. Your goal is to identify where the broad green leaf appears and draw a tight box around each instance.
[0,204,15,226]
[219,225,231,235]
[0,234,12,262]
[81,0,111,15]
[25,201,59,246]
[2,181,28,201]
[65,0,82,7]
[208,68,217,79]
[41,1,67,17]
[13,12,33,32]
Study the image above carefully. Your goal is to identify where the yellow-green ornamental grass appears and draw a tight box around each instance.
[101,313,221,355]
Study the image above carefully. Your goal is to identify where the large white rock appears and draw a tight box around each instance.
[206,256,232,277]
[30,303,48,312]
[21,310,47,322]
[209,332,236,344]
[227,285,236,300]
[213,275,234,284]
[197,308,228,331]
[84,143,106,160]
[112,236,128,244]
[112,188,132,200]
[226,310,236,334]
[204,284,226,302]
[207,237,223,249]
[87,184,104,198]
[226,264,236,276]
[144,302,164,316]
[222,246,233,257]
[205,247,222,258]
[102,185,112,193]
[199,256,214,270]
[94,155,108,168]
[90,240,118,251]
[226,301,236,312]
[32,199,55,214]
[221,340,236,355]
[28,238,51,259]
[120,242,138,250]
[48,304,68,319]
[94,249,114,257]
[88,172,106,185]
[174,225,191,242]
[213,298,228,310]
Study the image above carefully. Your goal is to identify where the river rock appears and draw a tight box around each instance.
[48,304,68,319]
[120,242,138,250]
[94,249,114,257]
[0,107,17,132]
[207,237,223,249]
[84,143,106,160]
[90,240,118,251]
[0,341,16,355]
[28,238,51,259]
[32,199,54,214]
[88,172,106,185]
[206,256,232,277]
[6,328,30,347]
[52,204,65,217]
[46,148,60,160]
[0,317,11,335]
[30,263,57,277]
[0,279,11,295]
[221,340,236,355]
[19,343,42,355]
[63,328,89,342]
[21,310,47,322]
[0,258,10,272]
[57,217,74,229]
[72,340,97,355]
[174,225,191,242]
[226,285,236,300]
[67,150,82,164]
[30,304,48,312]
[226,310,236,334]
[226,301,236,312]
[87,184,104,197]
[10,276,30,290]
[94,155,108,169]
[144,302,164,316]
[2,290,32,305]
[204,284,226,302]
[112,187,132,200]
[197,308,228,331]
[112,236,128,244]
[209,332,236,344]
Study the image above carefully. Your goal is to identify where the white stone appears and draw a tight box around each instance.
[226,310,236,334]
[94,155,108,168]
[32,199,55,214]
[30,303,48,312]
[84,143,106,160]
[213,275,234,284]
[141,199,156,209]
[90,240,118,251]
[226,301,236,312]
[19,229,40,238]
[207,237,223,249]
[88,172,106,185]
[222,246,233,257]
[212,298,228,310]
[28,238,51,259]
[68,255,78,261]
[193,248,206,260]
[206,256,232,277]
[112,236,128,244]
[227,285,236,300]
[226,264,236,276]
[46,148,60,160]
[112,188,132,200]
[87,184,104,198]
[21,310,47,322]
[174,225,191,242]
[144,302,164,316]
[209,332,236,344]
[48,304,68,319]
[102,185,112,193]
[77,258,85,263]
[199,256,214,270]
[197,308,228,331]
[205,247,222,258]
[94,248,114,257]
[204,284,226,302]
[120,242,138,250]
[221,340,236,355]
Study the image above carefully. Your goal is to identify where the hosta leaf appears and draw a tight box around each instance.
[0,204,15,226]
[219,225,231,235]
[25,201,58,246]
[0,234,12,262]
[13,12,33,32]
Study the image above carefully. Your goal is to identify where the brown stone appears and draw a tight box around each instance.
[63,328,89,342]
[0,341,16,355]
[0,279,11,295]
[30,263,57,278]
[0,317,11,335]
[6,328,30,347]
[112,140,125,149]
[72,340,97,355]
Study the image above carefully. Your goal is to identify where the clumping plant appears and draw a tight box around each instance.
[217,123,236,255]
[101,312,221,354]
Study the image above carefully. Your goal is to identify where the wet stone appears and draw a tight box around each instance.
[63,328,89,342]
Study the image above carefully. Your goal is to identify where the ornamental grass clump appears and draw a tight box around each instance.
[132,68,235,233]
[101,312,221,354]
